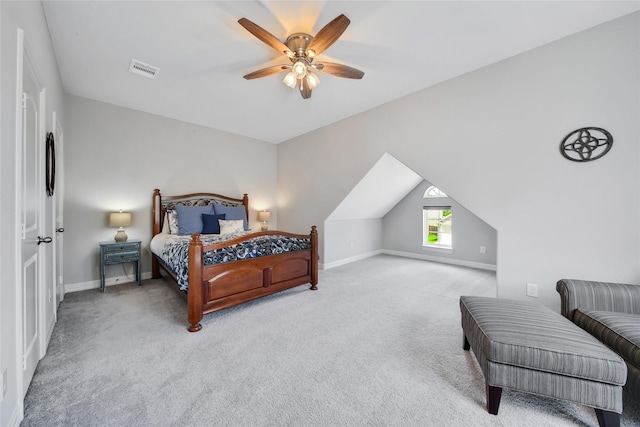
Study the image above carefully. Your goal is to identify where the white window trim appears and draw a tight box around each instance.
[422,206,452,250]
[422,245,454,254]
[424,185,448,198]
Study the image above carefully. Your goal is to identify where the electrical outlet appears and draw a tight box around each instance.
[479,246,486,254]
[526,282,539,298]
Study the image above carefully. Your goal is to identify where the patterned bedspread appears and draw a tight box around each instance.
[150,231,312,293]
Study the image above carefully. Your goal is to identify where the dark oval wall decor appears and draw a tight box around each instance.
[560,127,613,162]
[45,132,56,196]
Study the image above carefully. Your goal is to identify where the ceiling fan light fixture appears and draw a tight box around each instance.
[306,71,320,89]
[283,71,297,89]
[292,61,307,79]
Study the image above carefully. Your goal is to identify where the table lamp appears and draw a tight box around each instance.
[109,211,132,242]
[257,210,271,231]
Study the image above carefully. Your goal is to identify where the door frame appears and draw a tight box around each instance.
[52,112,64,309]
[14,25,26,410]
[37,86,48,359]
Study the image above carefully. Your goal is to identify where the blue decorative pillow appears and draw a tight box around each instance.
[212,204,248,230]
[201,213,226,234]
[175,204,214,235]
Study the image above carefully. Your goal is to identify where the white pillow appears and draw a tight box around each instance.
[219,219,244,235]
[167,209,179,235]
[161,212,169,234]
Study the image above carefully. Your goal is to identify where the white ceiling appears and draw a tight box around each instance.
[42,1,639,143]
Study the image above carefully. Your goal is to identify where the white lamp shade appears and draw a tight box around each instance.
[283,72,297,89]
[257,211,271,222]
[306,71,320,89]
[292,61,307,79]
[109,212,132,228]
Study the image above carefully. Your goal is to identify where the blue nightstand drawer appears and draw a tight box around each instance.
[104,242,139,253]
[104,251,139,263]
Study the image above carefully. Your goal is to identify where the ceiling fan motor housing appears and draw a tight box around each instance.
[286,33,313,57]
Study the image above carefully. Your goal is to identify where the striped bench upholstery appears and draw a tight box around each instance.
[574,309,640,401]
[460,296,627,426]
[557,279,640,404]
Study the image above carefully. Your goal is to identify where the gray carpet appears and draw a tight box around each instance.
[22,255,640,426]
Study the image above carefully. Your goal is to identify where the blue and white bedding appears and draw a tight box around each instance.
[150,231,312,293]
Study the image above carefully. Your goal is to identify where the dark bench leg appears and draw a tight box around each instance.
[462,334,502,415]
[486,384,502,415]
[595,409,620,427]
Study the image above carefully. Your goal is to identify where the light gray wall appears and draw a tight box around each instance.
[324,218,383,266]
[383,180,497,268]
[277,13,640,310]
[64,95,277,287]
[1,2,66,425]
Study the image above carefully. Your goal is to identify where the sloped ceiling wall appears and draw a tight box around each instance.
[327,153,423,220]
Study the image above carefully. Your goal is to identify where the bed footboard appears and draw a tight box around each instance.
[187,227,318,332]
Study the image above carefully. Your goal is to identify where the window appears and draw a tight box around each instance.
[424,185,448,198]
[422,185,452,249]
[423,207,452,248]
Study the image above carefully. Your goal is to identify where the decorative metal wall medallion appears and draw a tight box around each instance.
[560,127,613,162]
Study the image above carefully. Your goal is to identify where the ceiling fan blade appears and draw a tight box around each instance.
[243,65,290,80]
[300,77,312,99]
[315,62,364,79]
[306,14,350,57]
[238,18,293,58]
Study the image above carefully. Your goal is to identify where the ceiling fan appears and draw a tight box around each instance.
[238,14,364,99]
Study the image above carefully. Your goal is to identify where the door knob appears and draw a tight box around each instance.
[37,236,53,245]
[56,228,64,233]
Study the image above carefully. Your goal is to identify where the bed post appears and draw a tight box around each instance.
[310,225,318,290]
[187,234,204,332]
[151,189,162,279]
[242,193,249,227]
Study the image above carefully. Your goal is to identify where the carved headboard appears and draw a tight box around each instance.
[152,189,249,236]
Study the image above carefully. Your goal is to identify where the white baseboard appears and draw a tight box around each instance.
[321,250,384,270]
[67,252,495,292]
[65,272,153,293]
[320,249,496,272]
[382,249,497,271]
[8,403,22,427]
[46,313,56,346]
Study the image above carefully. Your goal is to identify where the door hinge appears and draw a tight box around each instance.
[21,223,26,239]
[21,92,27,109]
[22,355,27,371]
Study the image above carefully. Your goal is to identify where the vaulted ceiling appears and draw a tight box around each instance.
[42,1,639,143]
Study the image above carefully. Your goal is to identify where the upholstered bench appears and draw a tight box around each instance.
[460,296,627,427]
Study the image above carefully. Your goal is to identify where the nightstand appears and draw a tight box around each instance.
[99,240,141,293]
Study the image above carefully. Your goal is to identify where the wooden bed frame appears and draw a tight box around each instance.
[151,189,318,332]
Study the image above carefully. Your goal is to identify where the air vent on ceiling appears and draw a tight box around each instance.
[129,59,159,79]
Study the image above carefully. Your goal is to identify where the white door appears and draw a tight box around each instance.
[20,54,44,398]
